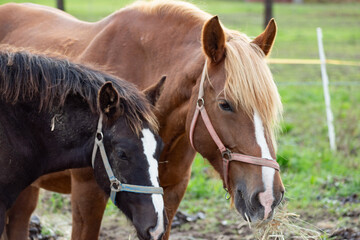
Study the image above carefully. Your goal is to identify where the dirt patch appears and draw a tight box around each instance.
[30,191,360,240]
[31,207,360,240]
[330,228,360,240]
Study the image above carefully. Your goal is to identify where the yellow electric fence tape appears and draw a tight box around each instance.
[267,58,360,67]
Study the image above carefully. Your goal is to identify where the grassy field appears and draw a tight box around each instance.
[2,0,359,238]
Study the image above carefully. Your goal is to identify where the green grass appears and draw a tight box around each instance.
[3,0,359,230]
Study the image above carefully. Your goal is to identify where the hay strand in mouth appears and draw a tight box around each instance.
[253,203,325,240]
[244,212,252,229]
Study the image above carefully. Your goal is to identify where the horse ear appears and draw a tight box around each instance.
[143,76,166,106]
[252,18,277,56]
[202,16,226,63]
[98,82,123,120]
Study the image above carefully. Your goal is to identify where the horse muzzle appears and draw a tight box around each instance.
[234,183,284,223]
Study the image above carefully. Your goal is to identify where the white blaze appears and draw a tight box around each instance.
[141,129,165,239]
[253,111,275,220]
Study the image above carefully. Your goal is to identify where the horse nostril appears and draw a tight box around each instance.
[251,191,262,208]
[277,189,285,206]
[236,188,241,196]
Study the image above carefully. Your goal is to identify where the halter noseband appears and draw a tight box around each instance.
[189,60,280,190]
[91,114,163,205]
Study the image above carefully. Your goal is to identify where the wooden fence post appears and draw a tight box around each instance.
[264,0,273,29]
[57,0,65,11]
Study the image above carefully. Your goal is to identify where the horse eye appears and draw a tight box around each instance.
[118,151,128,160]
[219,100,233,112]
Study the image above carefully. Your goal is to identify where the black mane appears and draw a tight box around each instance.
[0,50,157,133]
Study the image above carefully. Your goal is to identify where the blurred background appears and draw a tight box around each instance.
[1,0,359,239]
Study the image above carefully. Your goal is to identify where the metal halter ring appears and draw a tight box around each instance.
[197,98,204,108]
[110,179,122,192]
[221,149,232,160]
[96,132,103,142]
[224,191,231,200]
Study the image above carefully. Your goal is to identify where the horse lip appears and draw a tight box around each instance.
[235,189,266,224]
[234,189,249,221]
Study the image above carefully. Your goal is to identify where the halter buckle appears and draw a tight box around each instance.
[197,98,204,109]
[221,149,232,160]
[110,179,122,192]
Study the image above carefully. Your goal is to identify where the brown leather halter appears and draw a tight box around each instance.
[189,60,280,190]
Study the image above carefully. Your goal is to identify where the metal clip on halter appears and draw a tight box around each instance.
[221,149,232,160]
[96,132,103,142]
[197,98,204,109]
[110,178,122,192]
[224,191,231,200]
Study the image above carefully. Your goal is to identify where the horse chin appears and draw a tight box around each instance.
[136,232,165,240]
[136,233,148,240]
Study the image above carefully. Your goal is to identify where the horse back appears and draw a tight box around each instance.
[0,3,105,59]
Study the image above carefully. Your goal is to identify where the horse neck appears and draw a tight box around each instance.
[43,97,97,174]
[86,9,205,84]
[79,10,206,144]
[6,97,97,175]
[104,10,206,137]
[0,98,97,208]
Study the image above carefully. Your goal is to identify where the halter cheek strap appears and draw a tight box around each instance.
[189,60,280,190]
[91,114,163,205]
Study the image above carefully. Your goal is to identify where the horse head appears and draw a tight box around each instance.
[93,78,167,240]
[187,17,284,223]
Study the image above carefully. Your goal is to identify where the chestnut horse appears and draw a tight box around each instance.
[0,1,284,239]
[0,50,167,240]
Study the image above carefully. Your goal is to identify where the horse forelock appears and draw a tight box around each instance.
[114,86,159,135]
[223,32,283,147]
[0,50,158,135]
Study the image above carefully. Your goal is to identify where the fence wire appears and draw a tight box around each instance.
[276,81,360,86]
[270,58,360,87]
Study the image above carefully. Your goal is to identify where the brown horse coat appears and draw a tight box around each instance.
[0,1,284,239]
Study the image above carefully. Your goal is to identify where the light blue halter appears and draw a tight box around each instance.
[91,114,164,205]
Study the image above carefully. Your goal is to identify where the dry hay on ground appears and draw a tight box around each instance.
[253,204,324,240]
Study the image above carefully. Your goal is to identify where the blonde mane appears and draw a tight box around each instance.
[224,32,283,146]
